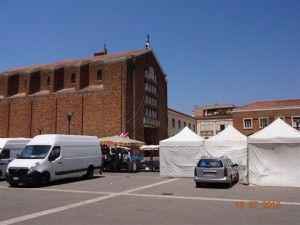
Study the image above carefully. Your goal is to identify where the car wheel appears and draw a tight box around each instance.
[9,182,18,187]
[196,182,202,188]
[227,176,232,188]
[85,166,94,179]
[236,173,239,182]
[40,173,50,187]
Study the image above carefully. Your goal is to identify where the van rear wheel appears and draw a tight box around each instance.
[85,167,94,179]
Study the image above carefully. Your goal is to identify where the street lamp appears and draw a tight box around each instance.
[65,111,74,135]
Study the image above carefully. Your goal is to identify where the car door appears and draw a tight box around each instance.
[48,146,63,179]
[0,149,11,176]
[227,159,238,178]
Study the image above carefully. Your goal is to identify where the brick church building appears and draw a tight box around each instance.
[0,47,168,144]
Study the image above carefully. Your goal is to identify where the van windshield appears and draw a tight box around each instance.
[18,145,51,159]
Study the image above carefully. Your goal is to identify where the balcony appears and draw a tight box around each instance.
[144,117,160,127]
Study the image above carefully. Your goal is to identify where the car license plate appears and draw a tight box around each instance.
[13,177,19,181]
[204,172,216,176]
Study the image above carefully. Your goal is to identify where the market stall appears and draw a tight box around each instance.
[159,127,207,177]
[248,118,300,187]
[98,135,144,172]
[139,145,159,171]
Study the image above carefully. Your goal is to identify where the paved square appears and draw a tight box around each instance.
[0,173,299,225]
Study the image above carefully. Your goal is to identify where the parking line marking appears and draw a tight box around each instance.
[32,188,114,195]
[124,193,300,206]
[0,186,113,195]
[0,179,177,225]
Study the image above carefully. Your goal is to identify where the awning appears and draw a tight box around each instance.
[139,145,159,151]
[98,136,145,147]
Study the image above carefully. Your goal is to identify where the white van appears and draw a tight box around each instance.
[0,138,31,178]
[6,134,102,187]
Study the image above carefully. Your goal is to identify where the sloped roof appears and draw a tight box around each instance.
[248,118,300,143]
[234,99,300,111]
[1,49,150,75]
[206,125,246,142]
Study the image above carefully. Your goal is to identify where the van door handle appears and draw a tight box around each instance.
[58,162,62,164]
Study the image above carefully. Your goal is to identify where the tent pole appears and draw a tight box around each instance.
[246,137,249,185]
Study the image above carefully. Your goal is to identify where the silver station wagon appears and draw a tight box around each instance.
[194,156,239,188]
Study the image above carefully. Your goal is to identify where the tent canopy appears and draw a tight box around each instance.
[248,118,300,143]
[159,127,206,177]
[248,118,300,187]
[206,125,246,143]
[160,126,204,146]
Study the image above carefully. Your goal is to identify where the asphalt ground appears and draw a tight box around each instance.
[0,172,299,225]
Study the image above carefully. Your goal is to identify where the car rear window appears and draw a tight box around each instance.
[197,159,223,168]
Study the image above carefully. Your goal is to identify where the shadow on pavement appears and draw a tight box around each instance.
[8,175,106,188]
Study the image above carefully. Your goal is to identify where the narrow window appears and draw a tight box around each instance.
[70,73,76,84]
[47,77,50,86]
[97,69,103,81]
[172,118,175,127]
[220,124,225,131]
[178,120,181,128]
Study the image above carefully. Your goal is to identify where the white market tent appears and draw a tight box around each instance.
[205,125,247,181]
[248,118,300,187]
[159,127,207,177]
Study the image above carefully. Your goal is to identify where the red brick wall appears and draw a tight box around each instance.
[0,101,9,137]
[132,52,168,144]
[0,51,168,143]
[233,108,300,136]
[8,99,31,137]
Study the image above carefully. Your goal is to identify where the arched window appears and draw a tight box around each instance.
[97,69,103,81]
[47,77,50,86]
[71,73,76,84]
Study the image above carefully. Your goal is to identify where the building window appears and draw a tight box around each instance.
[183,122,186,127]
[97,69,103,81]
[188,123,191,128]
[259,117,268,129]
[70,73,76,84]
[292,116,300,129]
[178,120,181,128]
[47,77,50,86]
[220,124,225,131]
[243,118,253,129]
[172,118,175,127]
[193,125,196,131]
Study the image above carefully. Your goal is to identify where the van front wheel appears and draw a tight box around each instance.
[39,173,50,187]
[85,167,94,179]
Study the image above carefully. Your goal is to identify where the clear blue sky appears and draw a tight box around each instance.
[1,0,299,114]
